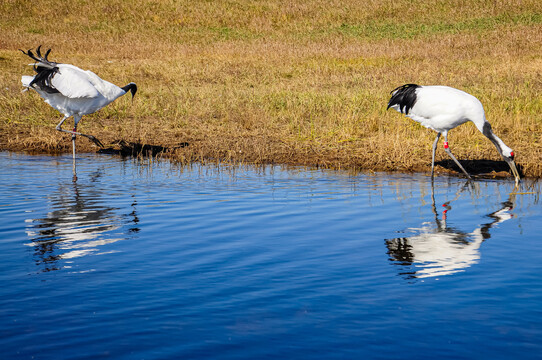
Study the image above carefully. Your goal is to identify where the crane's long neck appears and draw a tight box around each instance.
[478,119,520,185]
[480,122,511,158]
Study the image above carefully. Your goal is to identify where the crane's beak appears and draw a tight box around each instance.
[504,157,520,186]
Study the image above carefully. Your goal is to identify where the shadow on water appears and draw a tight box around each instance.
[24,169,140,272]
[385,181,516,281]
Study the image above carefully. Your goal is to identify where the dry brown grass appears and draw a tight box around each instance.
[1,0,541,177]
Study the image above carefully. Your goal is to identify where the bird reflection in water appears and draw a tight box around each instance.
[24,171,139,272]
[386,183,515,280]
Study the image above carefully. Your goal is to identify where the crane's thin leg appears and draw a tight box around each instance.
[72,125,77,160]
[72,136,77,182]
[56,115,70,132]
[431,133,441,179]
[56,116,79,181]
[56,115,104,147]
[443,134,472,180]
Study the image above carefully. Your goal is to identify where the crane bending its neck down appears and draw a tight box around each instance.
[387,84,520,185]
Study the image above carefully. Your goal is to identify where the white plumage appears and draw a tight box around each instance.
[387,84,520,184]
[20,46,137,170]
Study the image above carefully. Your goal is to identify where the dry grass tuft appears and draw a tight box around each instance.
[1,0,541,177]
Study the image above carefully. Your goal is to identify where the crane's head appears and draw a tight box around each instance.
[501,147,520,186]
[482,122,520,185]
[501,147,514,159]
[122,83,137,99]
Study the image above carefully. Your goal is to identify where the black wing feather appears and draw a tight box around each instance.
[387,83,420,115]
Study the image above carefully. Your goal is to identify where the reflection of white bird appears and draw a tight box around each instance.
[387,84,520,184]
[24,180,128,271]
[386,198,514,279]
[391,224,483,279]
[20,46,137,174]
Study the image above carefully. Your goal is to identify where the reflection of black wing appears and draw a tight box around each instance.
[385,238,417,280]
[386,198,514,280]
[386,238,414,265]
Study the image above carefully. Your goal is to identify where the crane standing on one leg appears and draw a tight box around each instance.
[387,84,520,185]
[20,45,137,181]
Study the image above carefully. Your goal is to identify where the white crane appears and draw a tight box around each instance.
[387,84,520,185]
[20,46,137,180]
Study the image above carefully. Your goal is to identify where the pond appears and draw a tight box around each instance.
[1,151,541,359]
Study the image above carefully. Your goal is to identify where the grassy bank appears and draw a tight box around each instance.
[1,0,541,177]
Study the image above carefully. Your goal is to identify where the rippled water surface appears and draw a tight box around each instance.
[1,151,541,359]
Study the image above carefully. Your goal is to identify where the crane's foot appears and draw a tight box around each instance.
[85,135,104,148]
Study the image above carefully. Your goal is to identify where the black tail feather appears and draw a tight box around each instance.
[43,47,52,62]
[20,45,57,68]
[20,48,40,63]
[36,45,43,58]
[20,46,59,94]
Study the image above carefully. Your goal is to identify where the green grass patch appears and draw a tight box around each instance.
[335,12,542,40]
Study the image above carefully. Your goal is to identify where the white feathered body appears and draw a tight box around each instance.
[22,64,127,118]
[389,85,486,134]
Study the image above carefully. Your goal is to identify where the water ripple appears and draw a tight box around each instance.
[1,152,541,359]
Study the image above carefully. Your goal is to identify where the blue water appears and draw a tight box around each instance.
[1,151,541,359]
